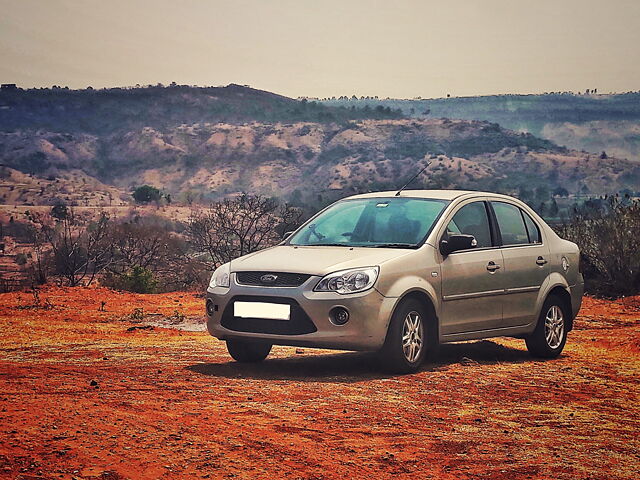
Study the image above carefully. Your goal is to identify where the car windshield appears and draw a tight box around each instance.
[288,197,449,248]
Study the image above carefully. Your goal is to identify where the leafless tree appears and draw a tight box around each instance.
[108,222,171,271]
[187,194,303,270]
[26,225,50,285]
[103,221,202,291]
[29,208,112,286]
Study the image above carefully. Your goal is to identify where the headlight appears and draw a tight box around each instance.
[209,262,230,289]
[314,266,379,294]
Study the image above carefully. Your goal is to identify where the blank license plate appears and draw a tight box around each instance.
[234,301,291,321]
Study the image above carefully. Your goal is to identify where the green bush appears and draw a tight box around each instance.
[51,202,68,220]
[132,185,162,203]
[103,266,157,293]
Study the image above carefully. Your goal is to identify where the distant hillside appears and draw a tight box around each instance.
[0,85,639,215]
[0,166,127,207]
[1,117,639,212]
[321,92,640,162]
[0,84,402,134]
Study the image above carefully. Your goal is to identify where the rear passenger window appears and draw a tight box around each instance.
[447,202,493,248]
[492,202,529,246]
[522,211,542,244]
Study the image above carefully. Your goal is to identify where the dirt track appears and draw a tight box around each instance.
[1,287,639,479]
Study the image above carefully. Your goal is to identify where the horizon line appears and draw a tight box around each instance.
[2,82,639,102]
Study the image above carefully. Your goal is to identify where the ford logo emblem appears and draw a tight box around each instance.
[260,274,278,283]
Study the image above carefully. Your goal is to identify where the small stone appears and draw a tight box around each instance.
[459,357,478,366]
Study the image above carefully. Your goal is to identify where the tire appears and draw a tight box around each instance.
[378,298,435,373]
[226,340,272,363]
[525,295,568,358]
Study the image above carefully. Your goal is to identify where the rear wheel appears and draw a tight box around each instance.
[226,340,272,363]
[526,295,568,358]
[378,298,434,373]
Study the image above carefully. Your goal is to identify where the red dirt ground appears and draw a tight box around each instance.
[1,287,639,480]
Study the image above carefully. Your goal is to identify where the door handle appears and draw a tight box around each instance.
[536,256,548,266]
[486,261,501,272]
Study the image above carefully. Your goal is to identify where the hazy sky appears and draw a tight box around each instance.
[1,0,639,98]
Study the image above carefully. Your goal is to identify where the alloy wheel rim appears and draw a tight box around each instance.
[402,311,424,363]
[544,305,565,349]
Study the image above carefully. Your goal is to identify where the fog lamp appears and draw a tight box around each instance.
[330,307,350,326]
[206,299,216,316]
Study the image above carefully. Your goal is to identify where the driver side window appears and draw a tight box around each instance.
[447,202,493,248]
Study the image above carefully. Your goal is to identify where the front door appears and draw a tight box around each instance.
[439,201,504,335]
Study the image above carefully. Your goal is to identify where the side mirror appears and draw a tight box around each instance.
[282,230,294,240]
[440,234,477,256]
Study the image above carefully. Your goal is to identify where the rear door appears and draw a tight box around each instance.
[439,200,505,335]
[490,201,550,327]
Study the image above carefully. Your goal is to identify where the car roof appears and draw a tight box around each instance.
[345,189,500,201]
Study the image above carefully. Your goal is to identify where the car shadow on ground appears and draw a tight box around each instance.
[187,340,536,383]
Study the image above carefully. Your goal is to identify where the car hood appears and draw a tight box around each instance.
[230,245,414,276]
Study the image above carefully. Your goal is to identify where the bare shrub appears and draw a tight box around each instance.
[187,194,303,270]
[102,221,203,292]
[28,209,112,286]
[24,223,52,285]
[555,196,640,297]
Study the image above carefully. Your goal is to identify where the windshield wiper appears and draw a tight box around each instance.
[293,242,417,248]
[372,243,417,249]
[295,243,351,247]
[308,224,325,240]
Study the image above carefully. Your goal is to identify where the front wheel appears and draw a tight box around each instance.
[378,299,434,373]
[525,296,568,358]
[226,340,272,363]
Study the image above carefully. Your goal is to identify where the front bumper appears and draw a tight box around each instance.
[205,273,396,351]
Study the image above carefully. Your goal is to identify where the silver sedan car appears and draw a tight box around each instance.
[205,190,584,373]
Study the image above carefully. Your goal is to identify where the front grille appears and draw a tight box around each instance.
[236,271,311,287]
[221,295,317,335]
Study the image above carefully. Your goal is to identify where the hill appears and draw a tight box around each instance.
[0,86,639,212]
[0,165,127,207]
[1,118,639,207]
[322,92,640,162]
[0,84,402,134]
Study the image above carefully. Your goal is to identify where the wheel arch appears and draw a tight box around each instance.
[544,286,574,331]
[390,289,439,340]
[536,272,574,329]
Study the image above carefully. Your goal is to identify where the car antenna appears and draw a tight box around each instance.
[395,161,432,196]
